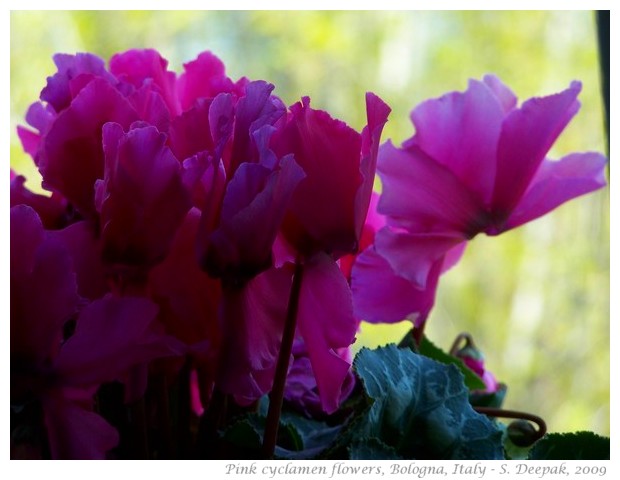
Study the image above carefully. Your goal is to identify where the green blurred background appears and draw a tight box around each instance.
[10,11,609,436]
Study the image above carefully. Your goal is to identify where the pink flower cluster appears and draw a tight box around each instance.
[11,49,606,459]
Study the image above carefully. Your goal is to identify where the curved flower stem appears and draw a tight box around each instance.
[262,260,305,459]
[474,406,547,444]
[448,332,476,356]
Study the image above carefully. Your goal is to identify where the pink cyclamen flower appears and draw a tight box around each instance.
[263,93,390,414]
[352,76,607,328]
[17,49,245,220]
[272,94,391,259]
[96,122,191,271]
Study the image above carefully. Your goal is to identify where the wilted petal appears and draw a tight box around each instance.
[351,247,440,327]
[501,152,607,232]
[39,78,139,218]
[42,391,118,460]
[409,79,504,205]
[110,48,179,116]
[492,81,582,221]
[98,123,191,268]
[297,252,358,413]
[378,142,486,235]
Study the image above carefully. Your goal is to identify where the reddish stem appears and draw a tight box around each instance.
[262,260,304,458]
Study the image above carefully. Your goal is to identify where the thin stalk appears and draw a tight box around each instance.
[448,332,476,356]
[262,260,304,458]
[474,406,547,444]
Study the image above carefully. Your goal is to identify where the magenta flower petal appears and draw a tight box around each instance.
[177,51,246,111]
[374,227,464,289]
[10,174,68,229]
[229,81,286,174]
[148,208,221,348]
[98,122,191,268]
[491,81,582,222]
[18,102,57,160]
[355,92,391,240]
[204,130,304,280]
[41,53,115,113]
[501,152,607,231]
[340,191,386,280]
[126,83,171,134]
[10,205,45,278]
[169,98,216,162]
[110,48,180,116]
[17,126,40,159]
[54,295,181,386]
[482,74,517,113]
[25,101,57,133]
[284,338,356,417]
[351,247,440,326]
[297,252,358,413]
[274,97,363,256]
[409,79,505,205]
[11,205,79,365]
[378,141,486,235]
[50,220,108,300]
[441,240,468,273]
[209,93,236,158]
[42,392,118,459]
[216,266,292,400]
[39,78,139,217]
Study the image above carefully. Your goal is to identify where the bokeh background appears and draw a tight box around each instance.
[10,11,609,436]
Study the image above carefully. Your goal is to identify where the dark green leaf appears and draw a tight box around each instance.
[277,412,342,459]
[528,432,610,460]
[399,330,487,391]
[223,411,341,460]
[348,438,403,460]
[353,344,504,460]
